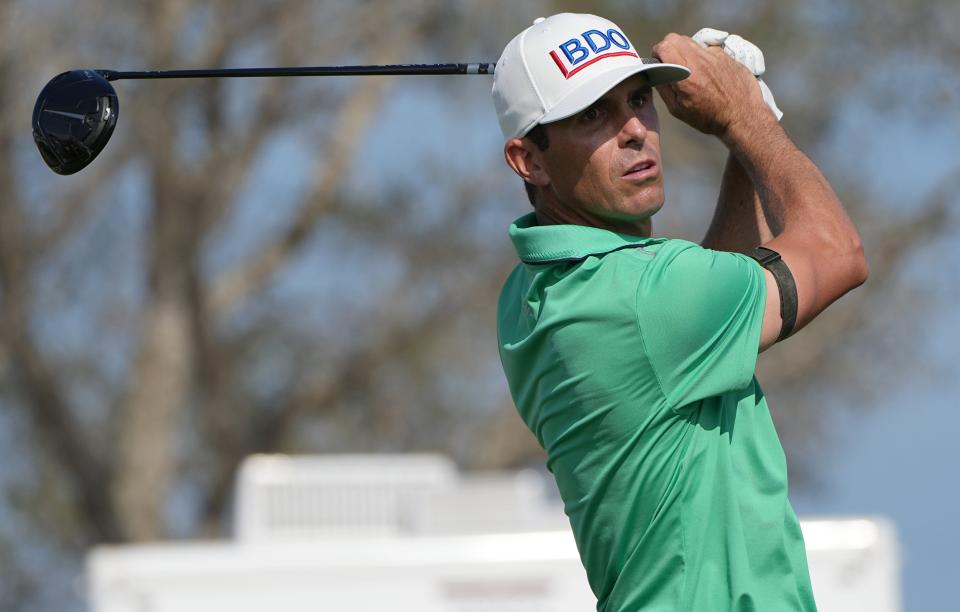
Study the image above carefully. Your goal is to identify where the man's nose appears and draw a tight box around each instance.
[618,114,647,148]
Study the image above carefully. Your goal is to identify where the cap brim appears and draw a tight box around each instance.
[538,62,690,127]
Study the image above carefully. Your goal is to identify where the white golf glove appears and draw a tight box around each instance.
[692,28,783,121]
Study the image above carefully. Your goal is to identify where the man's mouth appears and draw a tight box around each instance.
[622,160,658,181]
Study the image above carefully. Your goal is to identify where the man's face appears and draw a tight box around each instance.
[536,74,664,230]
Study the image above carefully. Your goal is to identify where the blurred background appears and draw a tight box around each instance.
[0,0,957,610]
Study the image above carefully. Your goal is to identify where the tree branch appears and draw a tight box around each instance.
[207,41,416,317]
[0,195,120,543]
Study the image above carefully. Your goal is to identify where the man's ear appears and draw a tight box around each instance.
[504,138,550,188]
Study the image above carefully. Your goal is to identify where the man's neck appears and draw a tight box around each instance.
[534,205,653,237]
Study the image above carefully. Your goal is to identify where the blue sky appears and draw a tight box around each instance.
[787,98,959,612]
[792,384,960,612]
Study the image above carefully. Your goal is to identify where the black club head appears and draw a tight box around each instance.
[32,69,119,175]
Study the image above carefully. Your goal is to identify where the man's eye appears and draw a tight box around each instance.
[580,107,601,122]
[631,92,650,107]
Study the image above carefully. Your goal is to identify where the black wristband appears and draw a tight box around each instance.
[747,247,797,342]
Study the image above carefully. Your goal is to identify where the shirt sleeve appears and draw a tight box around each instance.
[636,241,767,409]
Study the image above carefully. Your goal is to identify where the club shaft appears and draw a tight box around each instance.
[98,63,496,81]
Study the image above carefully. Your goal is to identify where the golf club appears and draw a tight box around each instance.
[32,63,496,175]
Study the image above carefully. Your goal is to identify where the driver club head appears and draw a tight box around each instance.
[32,69,119,175]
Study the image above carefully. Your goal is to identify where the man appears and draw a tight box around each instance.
[492,13,867,612]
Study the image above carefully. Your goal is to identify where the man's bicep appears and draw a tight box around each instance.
[758,234,865,352]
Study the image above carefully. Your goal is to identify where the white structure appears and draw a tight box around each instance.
[233,454,459,540]
[234,454,568,540]
[804,518,902,612]
[88,454,902,612]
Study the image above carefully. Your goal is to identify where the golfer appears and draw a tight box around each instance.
[493,13,866,612]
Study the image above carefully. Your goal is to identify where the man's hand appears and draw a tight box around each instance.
[692,28,783,121]
[651,33,770,137]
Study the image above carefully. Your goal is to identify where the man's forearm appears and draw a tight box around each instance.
[700,154,776,253]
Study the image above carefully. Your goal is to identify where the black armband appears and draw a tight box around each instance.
[748,247,797,342]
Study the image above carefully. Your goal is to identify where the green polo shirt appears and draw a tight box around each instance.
[497,214,816,612]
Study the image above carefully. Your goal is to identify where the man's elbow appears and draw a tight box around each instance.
[846,238,869,288]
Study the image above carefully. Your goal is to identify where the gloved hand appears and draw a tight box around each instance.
[692,28,783,121]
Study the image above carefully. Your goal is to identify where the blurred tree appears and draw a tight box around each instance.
[0,0,957,610]
[0,0,523,607]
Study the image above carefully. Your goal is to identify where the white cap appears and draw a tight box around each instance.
[492,13,690,140]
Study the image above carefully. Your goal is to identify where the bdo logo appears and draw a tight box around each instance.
[549,28,638,79]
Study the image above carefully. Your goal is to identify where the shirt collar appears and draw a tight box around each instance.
[508,213,661,264]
